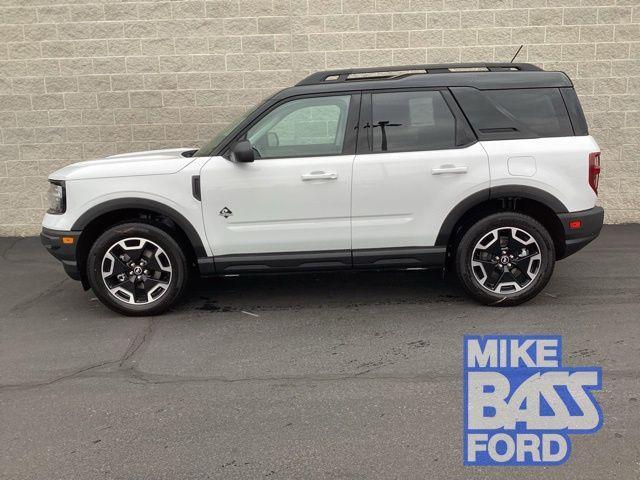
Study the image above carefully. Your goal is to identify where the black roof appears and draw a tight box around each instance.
[272,63,573,100]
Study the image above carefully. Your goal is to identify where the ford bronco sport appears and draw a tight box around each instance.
[41,63,604,315]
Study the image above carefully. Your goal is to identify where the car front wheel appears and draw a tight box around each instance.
[86,222,188,316]
[455,212,556,306]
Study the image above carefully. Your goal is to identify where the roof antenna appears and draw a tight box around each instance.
[510,45,524,63]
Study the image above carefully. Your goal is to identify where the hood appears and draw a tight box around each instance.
[49,148,198,181]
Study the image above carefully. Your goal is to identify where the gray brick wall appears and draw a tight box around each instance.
[0,0,639,235]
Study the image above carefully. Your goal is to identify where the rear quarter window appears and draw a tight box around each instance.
[451,87,574,140]
[484,88,573,138]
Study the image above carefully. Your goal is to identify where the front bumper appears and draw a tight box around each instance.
[40,227,82,281]
[557,206,604,259]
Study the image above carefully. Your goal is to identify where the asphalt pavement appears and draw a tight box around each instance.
[0,225,639,479]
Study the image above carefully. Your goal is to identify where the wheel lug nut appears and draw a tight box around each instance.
[144,270,149,275]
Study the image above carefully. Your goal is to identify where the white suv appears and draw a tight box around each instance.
[41,63,604,315]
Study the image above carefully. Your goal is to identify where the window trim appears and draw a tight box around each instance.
[356,87,477,155]
[223,92,362,161]
[559,87,588,136]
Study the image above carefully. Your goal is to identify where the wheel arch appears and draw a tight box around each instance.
[437,186,568,259]
[73,198,206,287]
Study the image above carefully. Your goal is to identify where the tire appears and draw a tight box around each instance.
[455,212,555,306]
[86,222,188,316]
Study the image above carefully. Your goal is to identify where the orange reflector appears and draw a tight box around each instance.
[569,220,582,230]
[62,236,75,244]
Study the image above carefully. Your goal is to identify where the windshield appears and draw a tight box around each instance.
[193,107,256,157]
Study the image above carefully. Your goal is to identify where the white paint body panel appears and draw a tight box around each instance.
[42,152,213,256]
[482,136,599,212]
[42,135,600,260]
[200,155,353,256]
[50,148,196,181]
[507,156,536,177]
[352,142,490,248]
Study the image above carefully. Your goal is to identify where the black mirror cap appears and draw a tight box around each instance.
[231,140,255,163]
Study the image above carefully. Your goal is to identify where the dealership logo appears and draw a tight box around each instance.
[463,335,602,466]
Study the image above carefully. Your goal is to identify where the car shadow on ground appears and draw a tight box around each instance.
[180,268,467,314]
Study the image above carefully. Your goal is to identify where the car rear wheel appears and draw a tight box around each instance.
[455,212,555,306]
[87,223,188,316]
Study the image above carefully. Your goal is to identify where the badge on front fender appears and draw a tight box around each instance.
[463,335,603,466]
[219,207,233,218]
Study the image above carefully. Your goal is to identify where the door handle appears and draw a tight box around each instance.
[301,171,338,181]
[431,164,468,175]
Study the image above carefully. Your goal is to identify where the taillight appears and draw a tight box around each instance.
[589,152,601,195]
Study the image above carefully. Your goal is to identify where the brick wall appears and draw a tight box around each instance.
[0,0,638,235]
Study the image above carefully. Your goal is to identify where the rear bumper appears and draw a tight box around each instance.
[557,206,604,259]
[40,227,82,281]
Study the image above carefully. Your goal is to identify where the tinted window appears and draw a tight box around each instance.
[483,88,573,137]
[560,87,587,135]
[371,91,457,153]
[247,95,351,159]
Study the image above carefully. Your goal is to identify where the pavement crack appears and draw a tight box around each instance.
[0,237,20,261]
[8,278,69,314]
[118,317,159,369]
[1,368,458,392]
[0,359,120,393]
[0,317,159,393]
[3,367,639,393]
[114,369,461,386]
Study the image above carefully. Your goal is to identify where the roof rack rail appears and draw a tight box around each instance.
[296,63,543,86]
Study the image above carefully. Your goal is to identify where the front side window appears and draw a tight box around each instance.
[246,95,351,159]
[371,90,457,153]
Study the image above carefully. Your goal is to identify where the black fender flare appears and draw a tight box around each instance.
[71,198,207,258]
[435,186,568,247]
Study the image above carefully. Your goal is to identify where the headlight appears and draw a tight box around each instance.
[46,181,66,214]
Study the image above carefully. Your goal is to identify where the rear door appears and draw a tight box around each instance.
[351,89,489,266]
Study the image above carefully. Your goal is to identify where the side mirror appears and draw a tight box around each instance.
[231,140,255,163]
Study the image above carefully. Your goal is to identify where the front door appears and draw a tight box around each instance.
[200,93,360,272]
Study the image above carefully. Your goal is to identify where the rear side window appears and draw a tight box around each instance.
[483,88,573,138]
[451,87,574,140]
[370,90,457,153]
